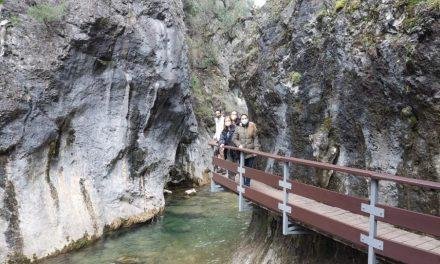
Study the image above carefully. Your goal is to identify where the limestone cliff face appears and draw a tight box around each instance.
[232,0,439,212]
[174,0,252,187]
[229,0,439,263]
[0,0,197,262]
[183,0,250,124]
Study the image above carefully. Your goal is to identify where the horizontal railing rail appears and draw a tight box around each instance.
[210,142,440,190]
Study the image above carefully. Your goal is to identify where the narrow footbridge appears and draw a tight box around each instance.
[209,143,440,264]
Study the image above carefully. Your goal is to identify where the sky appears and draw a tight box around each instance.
[253,0,267,8]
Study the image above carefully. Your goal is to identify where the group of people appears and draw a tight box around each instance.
[213,110,260,187]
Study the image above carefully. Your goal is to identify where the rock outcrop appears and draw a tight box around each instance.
[228,0,439,263]
[232,0,440,212]
[0,0,197,261]
[232,208,367,264]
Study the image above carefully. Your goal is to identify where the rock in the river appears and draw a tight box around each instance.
[0,0,199,262]
[185,188,196,195]
[115,255,142,264]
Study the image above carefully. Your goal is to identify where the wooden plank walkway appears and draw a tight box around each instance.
[215,172,440,263]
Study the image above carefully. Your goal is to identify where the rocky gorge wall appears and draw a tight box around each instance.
[0,0,438,263]
[228,0,440,263]
[0,0,200,262]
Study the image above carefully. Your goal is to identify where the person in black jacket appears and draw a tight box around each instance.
[230,111,241,127]
[218,116,237,162]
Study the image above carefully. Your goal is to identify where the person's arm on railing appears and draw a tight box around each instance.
[232,128,242,148]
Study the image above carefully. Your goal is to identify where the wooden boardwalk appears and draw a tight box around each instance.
[249,179,440,255]
[210,145,440,264]
[213,172,440,263]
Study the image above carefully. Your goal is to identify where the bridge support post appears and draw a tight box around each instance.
[361,178,384,264]
[210,177,223,192]
[238,151,246,212]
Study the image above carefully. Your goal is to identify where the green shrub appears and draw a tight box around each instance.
[0,0,4,5]
[407,0,426,6]
[184,0,200,17]
[426,0,440,9]
[334,0,347,12]
[404,0,440,9]
[191,74,202,96]
[27,2,67,24]
[360,34,375,47]
[201,56,218,68]
[316,8,329,23]
[9,16,21,26]
[190,73,215,127]
[322,117,333,132]
[200,44,219,68]
[290,71,302,86]
[346,0,361,13]
[216,0,250,31]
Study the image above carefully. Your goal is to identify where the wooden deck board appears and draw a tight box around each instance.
[322,209,347,217]
[380,228,411,240]
[432,246,440,254]
[377,225,398,236]
[391,232,423,243]
[405,237,435,247]
[418,240,440,251]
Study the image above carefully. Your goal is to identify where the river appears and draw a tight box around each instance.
[42,186,251,264]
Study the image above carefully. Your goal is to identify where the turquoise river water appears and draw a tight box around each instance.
[42,187,251,264]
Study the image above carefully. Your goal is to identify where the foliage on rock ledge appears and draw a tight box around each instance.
[184,0,253,129]
[27,1,67,24]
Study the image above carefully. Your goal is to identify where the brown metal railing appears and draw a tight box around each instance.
[211,143,440,190]
[209,142,440,264]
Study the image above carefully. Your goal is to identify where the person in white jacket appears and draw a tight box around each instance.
[213,110,224,141]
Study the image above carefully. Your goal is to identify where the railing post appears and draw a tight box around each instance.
[361,178,384,264]
[278,161,309,235]
[281,162,291,234]
[369,179,379,264]
[237,151,245,212]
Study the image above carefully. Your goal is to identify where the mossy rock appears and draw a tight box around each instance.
[60,233,98,253]
[115,256,142,264]
[7,254,31,264]
[316,8,330,23]
[289,71,302,86]
[334,0,347,12]
[322,117,333,132]
[346,0,361,13]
